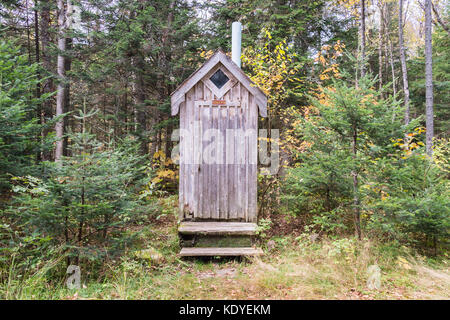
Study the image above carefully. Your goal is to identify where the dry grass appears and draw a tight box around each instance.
[3,216,449,300]
[157,237,447,300]
[56,235,447,300]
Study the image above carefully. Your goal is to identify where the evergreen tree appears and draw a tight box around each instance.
[9,105,151,266]
[0,40,52,191]
[282,72,405,238]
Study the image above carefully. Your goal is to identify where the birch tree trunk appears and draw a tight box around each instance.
[384,9,397,97]
[55,0,66,161]
[425,0,434,156]
[398,0,410,124]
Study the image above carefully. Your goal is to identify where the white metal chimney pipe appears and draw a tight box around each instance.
[232,22,242,68]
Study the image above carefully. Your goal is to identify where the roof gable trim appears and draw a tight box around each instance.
[171,50,267,117]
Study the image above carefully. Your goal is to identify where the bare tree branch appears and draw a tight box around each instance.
[431,1,450,35]
[418,0,450,36]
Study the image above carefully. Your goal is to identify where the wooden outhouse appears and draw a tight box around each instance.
[171,49,267,256]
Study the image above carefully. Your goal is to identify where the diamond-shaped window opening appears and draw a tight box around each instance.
[209,69,229,89]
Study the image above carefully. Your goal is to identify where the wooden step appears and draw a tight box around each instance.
[179,247,263,257]
[178,222,257,236]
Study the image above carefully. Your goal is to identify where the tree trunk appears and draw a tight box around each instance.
[25,0,32,65]
[352,127,362,240]
[425,0,434,156]
[55,0,66,161]
[34,6,41,102]
[34,4,42,162]
[378,0,384,93]
[162,1,175,159]
[384,9,397,97]
[165,124,173,161]
[123,82,129,134]
[398,0,410,125]
[360,0,366,78]
[63,38,72,157]
[387,38,397,97]
[40,0,54,161]
[133,55,148,156]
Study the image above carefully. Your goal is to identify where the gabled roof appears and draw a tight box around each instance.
[170,49,267,117]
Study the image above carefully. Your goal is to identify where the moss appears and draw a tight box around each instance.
[180,235,254,248]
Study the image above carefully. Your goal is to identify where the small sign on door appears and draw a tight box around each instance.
[212,99,226,105]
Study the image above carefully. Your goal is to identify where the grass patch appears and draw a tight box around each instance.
[1,217,448,300]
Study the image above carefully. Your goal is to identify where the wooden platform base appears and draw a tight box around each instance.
[179,247,263,257]
[178,222,258,236]
[178,222,262,257]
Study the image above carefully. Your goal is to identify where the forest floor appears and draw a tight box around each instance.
[3,212,449,300]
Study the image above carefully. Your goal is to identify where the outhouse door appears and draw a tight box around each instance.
[179,63,258,222]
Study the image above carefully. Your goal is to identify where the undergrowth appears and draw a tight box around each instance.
[1,216,448,300]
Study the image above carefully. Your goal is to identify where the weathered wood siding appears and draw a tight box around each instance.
[179,80,258,222]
